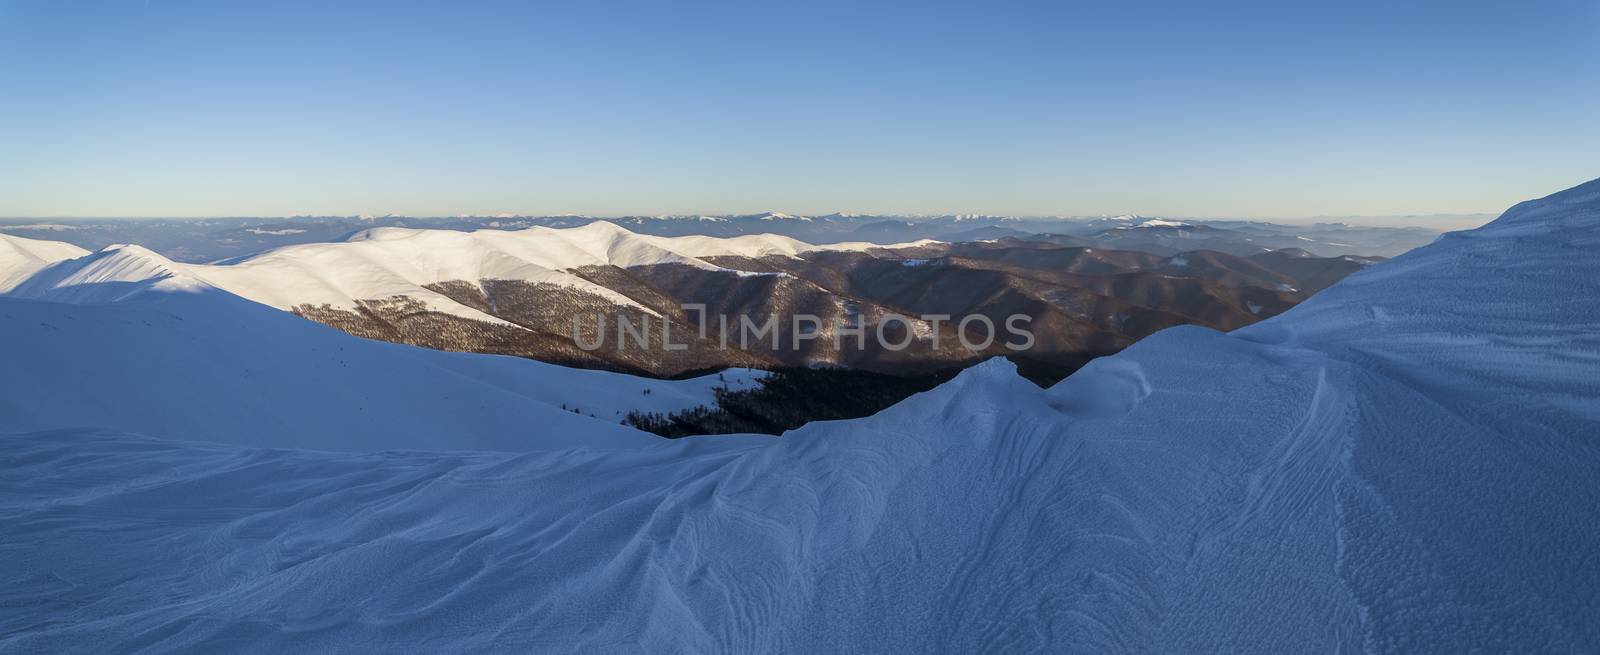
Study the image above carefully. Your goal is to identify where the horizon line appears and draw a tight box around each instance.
[0,210,1502,222]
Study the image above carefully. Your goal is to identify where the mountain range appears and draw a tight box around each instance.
[0,179,1594,651]
[0,212,1447,263]
[0,234,768,450]
[1,221,1380,380]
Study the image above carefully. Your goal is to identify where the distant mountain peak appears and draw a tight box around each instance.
[6,243,211,302]
[757,211,812,221]
[1137,219,1191,228]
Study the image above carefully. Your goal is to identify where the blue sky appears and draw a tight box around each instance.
[2,0,1595,220]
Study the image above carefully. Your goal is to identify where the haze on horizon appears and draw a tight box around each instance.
[0,211,1500,232]
[2,0,1595,222]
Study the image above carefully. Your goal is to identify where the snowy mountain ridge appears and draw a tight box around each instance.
[0,232,90,292]
[0,231,772,451]
[0,179,1596,651]
[2,223,938,329]
[6,243,213,303]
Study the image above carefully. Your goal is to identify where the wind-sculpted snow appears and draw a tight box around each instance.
[2,179,1599,651]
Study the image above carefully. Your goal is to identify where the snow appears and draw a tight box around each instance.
[0,223,83,231]
[0,251,766,451]
[0,233,90,292]
[190,220,751,321]
[3,179,1600,650]
[757,211,812,221]
[632,233,940,259]
[814,238,943,252]
[5,244,211,302]
[636,232,816,258]
[1138,218,1191,228]
[244,227,307,235]
[5,223,941,324]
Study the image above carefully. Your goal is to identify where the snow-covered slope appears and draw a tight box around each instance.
[0,243,764,451]
[632,232,941,259]
[195,221,699,321]
[2,179,1597,651]
[0,232,89,292]
[5,243,211,302]
[12,221,938,322]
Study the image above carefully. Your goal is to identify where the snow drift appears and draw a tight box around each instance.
[2,179,1599,651]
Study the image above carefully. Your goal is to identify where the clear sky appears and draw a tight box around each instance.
[2,0,1596,221]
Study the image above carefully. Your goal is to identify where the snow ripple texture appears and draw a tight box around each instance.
[3,179,1599,652]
